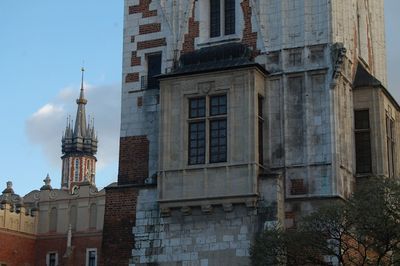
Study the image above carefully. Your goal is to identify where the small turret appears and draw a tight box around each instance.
[40,174,53,191]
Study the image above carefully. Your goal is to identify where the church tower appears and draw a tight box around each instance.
[61,68,98,193]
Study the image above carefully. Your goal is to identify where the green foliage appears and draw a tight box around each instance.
[250,177,400,266]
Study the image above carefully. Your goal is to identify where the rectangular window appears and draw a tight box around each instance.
[355,110,372,174]
[210,119,227,163]
[190,97,206,118]
[143,53,162,90]
[189,122,206,165]
[258,95,264,165]
[386,113,395,178]
[210,94,227,116]
[224,0,235,35]
[86,249,97,266]
[47,252,58,266]
[210,0,221,37]
[210,0,235,38]
[188,94,228,165]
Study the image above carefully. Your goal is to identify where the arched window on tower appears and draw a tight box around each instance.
[49,207,58,232]
[69,205,77,231]
[74,159,79,182]
[89,203,97,229]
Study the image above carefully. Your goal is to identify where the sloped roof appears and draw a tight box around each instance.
[159,43,268,79]
[353,63,382,88]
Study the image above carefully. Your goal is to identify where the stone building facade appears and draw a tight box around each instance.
[0,73,105,266]
[106,0,399,265]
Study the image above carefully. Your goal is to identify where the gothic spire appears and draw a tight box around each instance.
[74,67,88,138]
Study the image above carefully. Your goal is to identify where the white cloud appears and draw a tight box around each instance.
[26,83,121,178]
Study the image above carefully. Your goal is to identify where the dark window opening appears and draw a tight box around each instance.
[190,97,206,118]
[210,0,221,37]
[88,250,97,266]
[210,119,227,163]
[188,94,228,165]
[386,113,395,178]
[224,0,235,35]
[355,110,372,174]
[143,53,162,90]
[189,122,206,165]
[210,94,227,116]
[49,253,56,266]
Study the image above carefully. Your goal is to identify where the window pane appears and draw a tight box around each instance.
[210,119,227,163]
[189,122,206,164]
[355,132,372,174]
[189,98,206,118]
[49,254,56,266]
[224,0,235,35]
[210,0,221,37]
[89,251,96,266]
[147,53,162,90]
[355,110,370,129]
[210,95,227,116]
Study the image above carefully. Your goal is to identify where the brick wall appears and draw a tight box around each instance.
[241,0,259,57]
[101,186,139,266]
[129,0,157,18]
[136,38,166,50]
[125,72,139,83]
[139,23,161,35]
[118,136,149,185]
[35,233,102,266]
[0,230,36,266]
[182,5,199,54]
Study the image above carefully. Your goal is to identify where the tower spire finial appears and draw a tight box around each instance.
[79,67,85,100]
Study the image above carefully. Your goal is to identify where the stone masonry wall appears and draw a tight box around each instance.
[130,189,260,266]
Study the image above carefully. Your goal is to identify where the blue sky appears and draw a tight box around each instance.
[0,1,399,195]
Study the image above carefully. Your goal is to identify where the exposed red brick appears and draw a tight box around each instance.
[125,73,139,83]
[118,136,149,185]
[0,230,36,265]
[241,0,260,57]
[139,23,161,35]
[136,38,167,50]
[129,0,157,18]
[131,51,141,66]
[182,5,199,54]
[290,179,308,195]
[101,186,139,266]
[35,233,102,266]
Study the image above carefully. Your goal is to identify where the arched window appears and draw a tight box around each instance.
[69,205,77,231]
[89,203,97,229]
[49,207,57,232]
[74,159,79,182]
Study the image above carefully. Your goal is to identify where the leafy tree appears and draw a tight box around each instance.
[250,178,400,266]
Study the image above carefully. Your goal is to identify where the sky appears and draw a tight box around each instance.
[0,1,399,196]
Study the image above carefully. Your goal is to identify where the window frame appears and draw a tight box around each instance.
[354,109,372,174]
[46,252,58,266]
[209,0,236,38]
[187,94,228,165]
[142,52,162,90]
[86,248,97,266]
[386,112,395,178]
